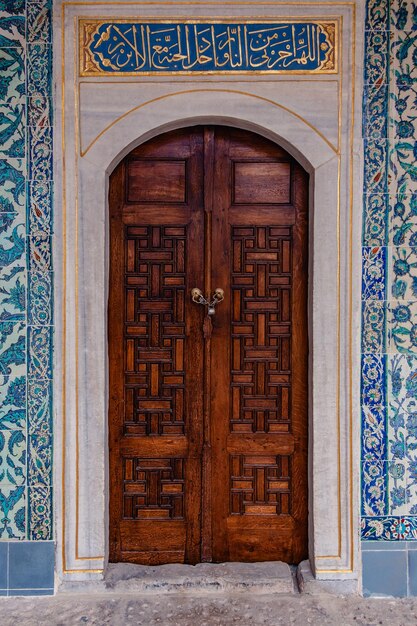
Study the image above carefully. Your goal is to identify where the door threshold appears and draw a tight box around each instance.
[59,562,297,595]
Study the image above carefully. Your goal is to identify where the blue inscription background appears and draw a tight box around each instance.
[87,22,333,73]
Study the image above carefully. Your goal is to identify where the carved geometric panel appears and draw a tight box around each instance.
[124,226,186,436]
[230,454,291,515]
[123,457,185,519]
[231,226,292,433]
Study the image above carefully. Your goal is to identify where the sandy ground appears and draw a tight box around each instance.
[1,593,417,626]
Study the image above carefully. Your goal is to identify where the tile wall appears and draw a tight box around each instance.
[362,0,417,596]
[0,0,54,595]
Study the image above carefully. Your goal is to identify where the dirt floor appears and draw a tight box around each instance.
[2,593,417,626]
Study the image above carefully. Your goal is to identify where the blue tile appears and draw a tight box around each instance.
[9,541,54,589]
[409,550,417,596]
[362,540,407,551]
[8,588,54,596]
[362,550,408,597]
[0,543,7,588]
[363,194,389,246]
[362,246,387,300]
[27,325,52,380]
[361,354,387,407]
[362,405,387,461]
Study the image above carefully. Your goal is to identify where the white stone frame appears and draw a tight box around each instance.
[54,0,363,586]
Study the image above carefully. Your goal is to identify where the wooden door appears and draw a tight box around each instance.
[109,126,308,565]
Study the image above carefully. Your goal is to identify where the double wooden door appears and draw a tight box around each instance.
[109,126,308,565]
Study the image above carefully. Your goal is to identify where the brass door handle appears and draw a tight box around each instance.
[191,287,224,315]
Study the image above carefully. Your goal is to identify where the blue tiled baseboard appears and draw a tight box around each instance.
[362,541,417,597]
[0,541,55,596]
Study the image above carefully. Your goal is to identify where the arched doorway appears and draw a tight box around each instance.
[108,126,308,565]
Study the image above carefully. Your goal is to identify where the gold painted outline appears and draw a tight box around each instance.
[78,16,338,77]
[61,0,356,575]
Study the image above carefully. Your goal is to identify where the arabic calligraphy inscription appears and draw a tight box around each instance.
[79,20,337,75]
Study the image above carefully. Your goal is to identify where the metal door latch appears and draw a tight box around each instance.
[191,287,224,316]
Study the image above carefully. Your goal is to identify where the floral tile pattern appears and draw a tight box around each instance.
[0,0,53,544]
[388,301,417,353]
[362,300,387,353]
[390,247,417,298]
[362,0,417,540]
[0,483,25,539]
[363,247,387,299]
[0,430,26,485]
[362,0,391,535]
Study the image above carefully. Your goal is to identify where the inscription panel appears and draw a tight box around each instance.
[231,226,292,434]
[230,454,291,515]
[123,457,185,519]
[124,225,186,436]
[80,20,337,76]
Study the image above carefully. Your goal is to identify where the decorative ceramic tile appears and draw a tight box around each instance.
[364,140,389,196]
[362,404,387,461]
[387,355,409,460]
[0,266,25,320]
[0,9,25,48]
[0,210,25,264]
[363,194,388,246]
[388,460,409,514]
[27,2,51,44]
[363,246,387,300]
[0,47,25,101]
[0,102,25,157]
[0,375,26,431]
[27,43,51,96]
[0,321,25,379]
[28,95,51,128]
[364,30,389,88]
[0,430,26,485]
[390,1,417,33]
[361,515,417,541]
[408,459,417,514]
[0,158,25,208]
[28,326,52,380]
[389,195,417,245]
[361,354,387,408]
[0,483,25,539]
[27,180,52,235]
[362,460,388,516]
[390,247,417,299]
[362,300,387,353]
[27,379,51,434]
[388,301,417,353]
[28,432,51,486]
[363,81,389,140]
[28,271,51,325]
[28,233,51,271]
[28,485,51,540]
[28,125,52,181]
[366,0,390,31]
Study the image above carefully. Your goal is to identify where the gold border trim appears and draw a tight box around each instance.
[78,17,338,77]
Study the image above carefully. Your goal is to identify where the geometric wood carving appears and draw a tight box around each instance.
[231,226,292,434]
[230,454,291,515]
[123,457,185,519]
[124,225,186,436]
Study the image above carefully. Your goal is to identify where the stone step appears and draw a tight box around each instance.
[60,562,297,595]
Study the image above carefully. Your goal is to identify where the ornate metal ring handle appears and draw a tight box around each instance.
[191,287,224,316]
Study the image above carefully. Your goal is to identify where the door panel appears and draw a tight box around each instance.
[109,128,205,564]
[210,128,308,564]
[109,126,308,565]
